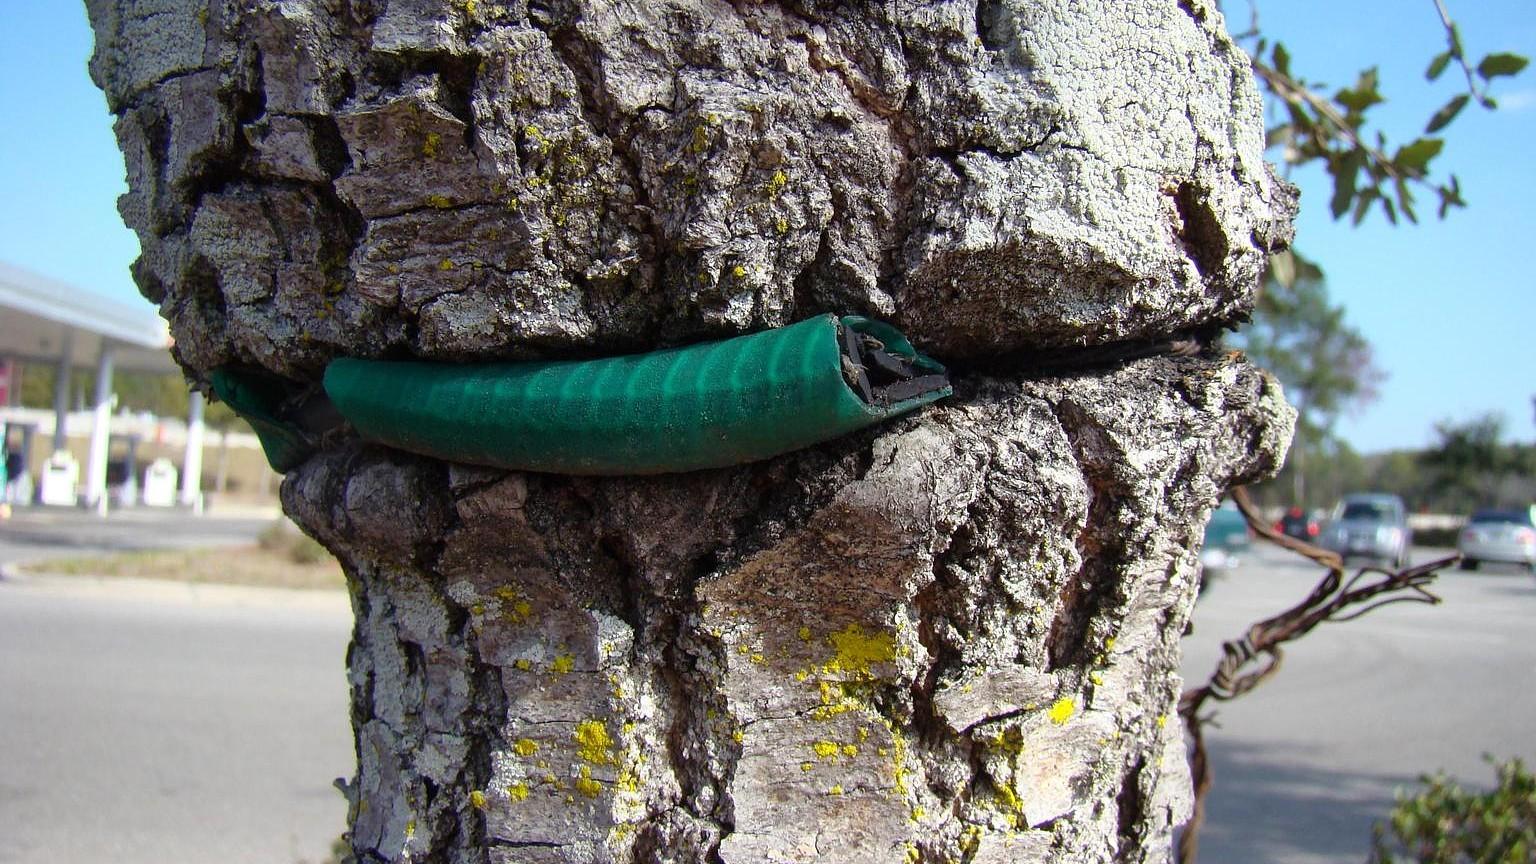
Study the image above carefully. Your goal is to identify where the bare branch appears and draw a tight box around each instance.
[1176,486,1455,864]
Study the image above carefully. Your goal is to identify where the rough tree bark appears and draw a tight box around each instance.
[89,1,1296,861]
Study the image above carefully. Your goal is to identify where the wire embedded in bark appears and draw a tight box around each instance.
[1176,486,1455,864]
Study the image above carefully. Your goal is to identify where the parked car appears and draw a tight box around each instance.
[1319,493,1411,568]
[1275,506,1320,541]
[1457,508,1536,572]
[1201,499,1252,580]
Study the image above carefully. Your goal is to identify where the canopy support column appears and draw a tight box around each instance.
[180,390,204,512]
[51,328,74,453]
[84,344,115,514]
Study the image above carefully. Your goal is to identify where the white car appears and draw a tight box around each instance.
[1319,493,1411,569]
[1457,508,1536,572]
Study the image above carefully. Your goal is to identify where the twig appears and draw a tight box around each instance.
[1175,486,1454,864]
[1247,60,1408,188]
[1431,0,1489,105]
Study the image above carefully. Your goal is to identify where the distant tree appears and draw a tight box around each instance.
[15,362,244,430]
[1235,252,1382,506]
[1364,449,1435,511]
[1417,413,1535,511]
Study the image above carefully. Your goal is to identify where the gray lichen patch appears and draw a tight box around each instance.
[334,79,493,220]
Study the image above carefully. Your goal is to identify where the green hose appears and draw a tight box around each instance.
[215,314,951,476]
[208,368,318,473]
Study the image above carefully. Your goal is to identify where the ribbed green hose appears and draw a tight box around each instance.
[208,368,316,474]
[217,314,951,476]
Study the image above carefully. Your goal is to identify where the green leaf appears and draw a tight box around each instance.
[1382,196,1398,225]
[1477,52,1529,80]
[1426,51,1452,81]
[1396,179,1418,224]
[1351,187,1379,225]
[1449,23,1464,59]
[1437,175,1465,219]
[1394,138,1444,175]
[1330,151,1363,218]
[1425,94,1470,133]
[1335,69,1384,115]
[1284,101,1312,132]
[1272,41,1291,76]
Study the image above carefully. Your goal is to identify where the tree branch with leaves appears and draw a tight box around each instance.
[1238,1,1527,227]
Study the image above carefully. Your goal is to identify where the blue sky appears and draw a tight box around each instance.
[1,3,1532,452]
[1250,1,1536,451]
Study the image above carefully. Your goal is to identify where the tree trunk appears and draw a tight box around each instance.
[89,2,1296,862]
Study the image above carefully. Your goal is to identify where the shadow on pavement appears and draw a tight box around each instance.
[0,507,275,566]
[1184,738,1416,864]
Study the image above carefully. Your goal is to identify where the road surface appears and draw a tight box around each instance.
[0,573,352,864]
[3,505,1532,863]
[1183,543,1536,863]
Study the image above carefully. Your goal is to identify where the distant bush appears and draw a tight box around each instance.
[257,519,331,566]
[1371,756,1536,863]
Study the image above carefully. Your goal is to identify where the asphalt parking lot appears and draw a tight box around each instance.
[1183,543,1536,863]
[3,508,1531,863]
[0,505,351,864]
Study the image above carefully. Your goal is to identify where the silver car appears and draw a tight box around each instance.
[1320,493,1411,568]
[1457,508,1536,572]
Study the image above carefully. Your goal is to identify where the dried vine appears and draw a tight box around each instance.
[1176,486,1455,864]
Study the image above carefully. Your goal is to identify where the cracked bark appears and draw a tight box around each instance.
[89,1,1296,861]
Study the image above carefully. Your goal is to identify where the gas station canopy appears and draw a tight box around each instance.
[0,260,176,374]
[1,260,204,513]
